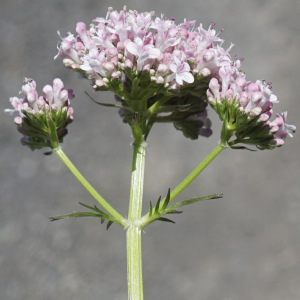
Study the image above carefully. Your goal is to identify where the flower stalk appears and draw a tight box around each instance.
[166,143,225,204]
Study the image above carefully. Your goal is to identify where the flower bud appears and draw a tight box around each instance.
[14,116,22,125]
[200,68,211,77]
[156,76,164,84]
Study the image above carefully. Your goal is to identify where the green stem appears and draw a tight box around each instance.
[145,95,172,118]
[162,143,225,205]
[126,141,147,300]
[128,142,146,220]
[126,225,143,300]
[54,147,125,226]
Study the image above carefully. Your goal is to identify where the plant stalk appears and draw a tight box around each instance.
[126,141,146,300]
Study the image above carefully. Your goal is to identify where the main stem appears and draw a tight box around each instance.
[126,141,147,300]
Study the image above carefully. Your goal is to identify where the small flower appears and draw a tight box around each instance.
[166,56,194,85]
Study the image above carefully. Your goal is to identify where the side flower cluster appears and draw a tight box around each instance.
[207,75,296,149]
[5,78,74,151]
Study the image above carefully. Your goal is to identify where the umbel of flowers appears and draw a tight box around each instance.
[53,6,295,148]
[5,78,74,151]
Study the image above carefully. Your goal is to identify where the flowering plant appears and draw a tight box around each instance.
[5,6,295,300]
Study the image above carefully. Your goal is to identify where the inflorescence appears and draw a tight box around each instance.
[6,7,295,149]
[5,78,74,151]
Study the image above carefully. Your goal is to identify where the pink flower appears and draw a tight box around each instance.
[166,56,194,85]
[272,112,296,140]
[126,37,160,71]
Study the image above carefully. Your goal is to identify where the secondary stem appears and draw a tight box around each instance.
[54,147,125,226]
[163,143,225,205]
[126,141,147,300]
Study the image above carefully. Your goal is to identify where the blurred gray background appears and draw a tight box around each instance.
[1,0,300,299]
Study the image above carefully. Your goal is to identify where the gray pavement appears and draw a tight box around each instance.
[0,0,300,299]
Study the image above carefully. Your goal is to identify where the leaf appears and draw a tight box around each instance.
[84,91,131,111]
[106,221,113,230]
[149,201,153,217]
[78,202,111,219]
[230,145,257,151]
[43,150,53,156]
[157,217,176,224]
[155,196,161,214]
[166,193,223,212]
[166,210,183,214]
[49,212,103,221]
[162,188,171,210]
[156,102,199,113]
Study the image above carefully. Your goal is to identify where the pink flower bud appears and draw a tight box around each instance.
[105,47,118,58]
[189,40,198,49]
[63,59,74,67]
[117,42,125,54]
[258,113,270,122]
[180,28,188,39]
[250,107,262,116]
[203,50,215,62]
[187,32,195,41]
[239,93,249,107]
[270,125,279,133]
[110,34,119,44]
[37,98,45,109]
[252,91,263,104]
[236,77,246,89]
[208,78,220,101]
[111,56,119,66]
[14,116,22,125]
[67,107,74,116]
[111,72,120,79]
[43,85,54,104]
[125,59,133,69]
[103,62,115,74]
[225,89,233,99]
[59,90,69,105]
[156,64,168,76]
[156,53,164,63]
[27,91,37,103]
[142,64,151,73]
[248,83,259,93]
[195,55,203,64]
[156,76,164,84]
[200,68,211,77]
[173,50,181,58]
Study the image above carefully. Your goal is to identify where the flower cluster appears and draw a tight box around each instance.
[55,7,235,92]
[207,74,296,149]
[54,7,242,139]
[53,7,294,146]
[5,78,74,151]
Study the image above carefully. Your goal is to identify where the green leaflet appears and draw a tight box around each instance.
[49,202,117,230]
[141,190,223,228]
